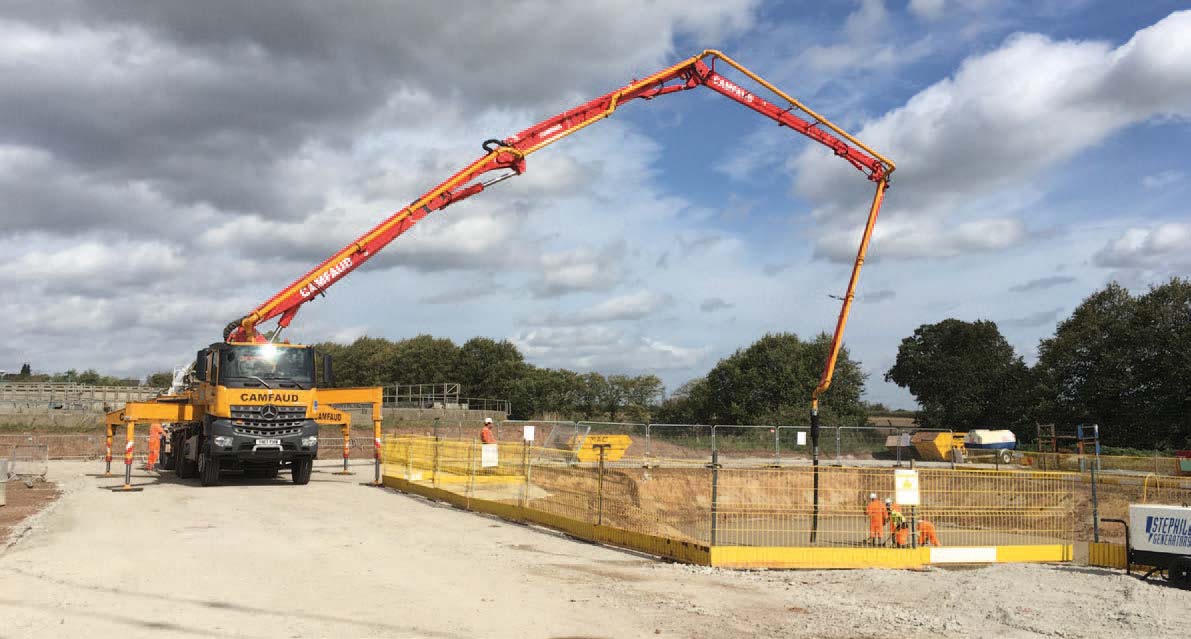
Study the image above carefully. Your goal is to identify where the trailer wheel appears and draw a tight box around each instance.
[998,449,1013,465]
[1170,556,1191,589]
[291,457,312,485]
[199,453,220,487]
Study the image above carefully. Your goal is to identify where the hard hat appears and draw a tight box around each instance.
[869,493,877,500]
[885,498,892,504]
[484,418,493,424]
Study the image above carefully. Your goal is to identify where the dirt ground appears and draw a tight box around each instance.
[0,479,60,549]
[0,461,1188,639]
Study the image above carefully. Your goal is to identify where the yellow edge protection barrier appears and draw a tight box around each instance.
[995,545,1073,563]
[1088,542,1128,569]
[711,547,928,569]
[382,474,713,566]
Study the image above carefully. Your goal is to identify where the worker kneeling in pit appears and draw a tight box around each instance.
[918,519,941,547]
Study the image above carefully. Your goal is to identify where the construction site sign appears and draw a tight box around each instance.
[894,469,920,506]
[522,425,535,442]
[481,443,499,468]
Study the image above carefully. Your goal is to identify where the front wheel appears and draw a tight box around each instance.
[199,453,221,486]
[291,457,312,485]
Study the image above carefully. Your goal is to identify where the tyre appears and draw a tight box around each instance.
[175,434,197,479]
[998,449,1013,465]
[291,457,312,485]
[199,453,220,486]
[160,435,176,471]
[1170,557,1191,589]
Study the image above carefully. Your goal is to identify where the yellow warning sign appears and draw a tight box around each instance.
[574,435,632,462]
[894,469,920,506]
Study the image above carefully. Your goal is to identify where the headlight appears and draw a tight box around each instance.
[301,436,319,447]
[213,435,234,448]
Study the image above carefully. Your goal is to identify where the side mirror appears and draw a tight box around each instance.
[322,354,334,387]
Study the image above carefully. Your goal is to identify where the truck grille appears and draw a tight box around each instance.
[234,426,304,437]
[230,404,307,430]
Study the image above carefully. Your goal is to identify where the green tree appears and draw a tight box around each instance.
[654,378,709,424]
[885,319,1030,431]
[576,372,608,419]
[146,370,175,387]
[1035,279,1191,448]
[455,337,526,400]
[699,332,866,426]
[18,362,31,378]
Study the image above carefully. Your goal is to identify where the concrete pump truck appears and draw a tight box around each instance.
[103,50,894,492]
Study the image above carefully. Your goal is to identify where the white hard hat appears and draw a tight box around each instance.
[484,418,493,424]
[869,493,877,500]
[885,498,892,504]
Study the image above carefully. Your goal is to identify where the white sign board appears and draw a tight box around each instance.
[894,469,920,506]
[1129,504,1191,554]
[523,425,535,442]
[796,431,807,446]
[481,443,499,468]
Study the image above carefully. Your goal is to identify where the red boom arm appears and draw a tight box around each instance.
[224,50,894,342]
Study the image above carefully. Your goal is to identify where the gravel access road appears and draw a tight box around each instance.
[0,461,1186,638]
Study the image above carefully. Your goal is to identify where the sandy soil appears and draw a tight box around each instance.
[0,479,60,549]
[0,461,1187,639]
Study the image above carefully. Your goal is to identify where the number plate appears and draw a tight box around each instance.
[255,438,282,447]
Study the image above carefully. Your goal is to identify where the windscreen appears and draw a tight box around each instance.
[220,345,314,386]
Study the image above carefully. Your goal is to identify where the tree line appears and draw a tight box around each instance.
[314,332,868,425]
[313,336,666,421]
[3,362,143,387]
[885,277,1190,449]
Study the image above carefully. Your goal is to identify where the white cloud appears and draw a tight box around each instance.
[909,0,946,20]
[795,10,1191,262]
[1143,170,1184,189]
[529,291,672,326]
[532,243,625,298]
[512,326,708,372]
[1093,222,1191,272]
[699,298,734,312]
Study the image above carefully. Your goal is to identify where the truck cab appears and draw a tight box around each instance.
[171,342,324,485]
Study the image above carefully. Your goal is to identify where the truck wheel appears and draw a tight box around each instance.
[175,435,196,479]
[1170,557,1191,589]
[199,453,221,487]
[291,457,312,485]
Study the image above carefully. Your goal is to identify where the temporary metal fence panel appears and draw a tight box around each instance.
[646,424,715,461]
[711,466,1074,548]
[0,434,153,460]
[1021,451,1180,476]
[382,434,1075,557]
[9,444,49,479]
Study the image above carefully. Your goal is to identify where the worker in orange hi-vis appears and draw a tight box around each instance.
[865,493,886,546]
[885,498,903,539]
[894,521,911,548]
[480,418,496,444]
[146,422,164,471]
[918,519,942,547]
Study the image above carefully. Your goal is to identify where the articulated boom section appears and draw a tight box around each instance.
[225,50,894,350]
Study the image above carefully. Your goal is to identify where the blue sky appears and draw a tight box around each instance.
[1,1,1189,410]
